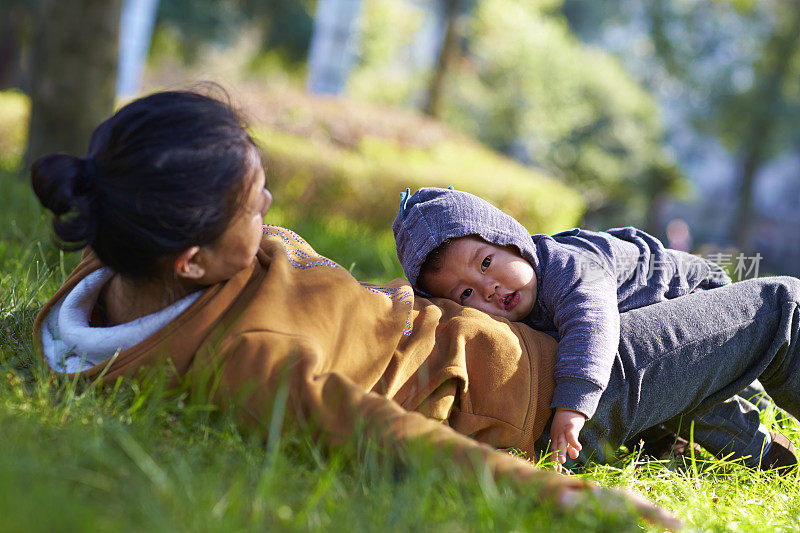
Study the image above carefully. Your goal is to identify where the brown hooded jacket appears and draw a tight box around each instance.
[34,226,572,491]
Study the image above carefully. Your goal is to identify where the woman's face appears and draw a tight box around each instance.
[193,155,272,285]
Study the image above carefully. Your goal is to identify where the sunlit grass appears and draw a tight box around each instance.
[0,259,644,531]
[3,170,800,530]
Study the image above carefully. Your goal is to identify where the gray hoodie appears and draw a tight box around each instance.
[393,187,730,418]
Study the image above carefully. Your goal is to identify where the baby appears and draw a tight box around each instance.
[393,187,795,470]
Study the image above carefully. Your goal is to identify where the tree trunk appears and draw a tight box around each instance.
[424,0,460,118]
[0,4,29,90]
[732,134,767,251]
[25,0,122,166]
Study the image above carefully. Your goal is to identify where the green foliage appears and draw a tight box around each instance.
[566,0,800,245]
[153,0,314,64]
[444,0,682,224]
[350,0,685,227]
[258,129,581,232]
[640,0,800,159]
[153,0,249,62]
[0,84,581,282]
[561,0,625,42]
[347,0,430,106]
[248,85,583,258]
[243,0,315,63]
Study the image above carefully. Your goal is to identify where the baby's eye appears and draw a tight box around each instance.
[481,256,492,271]
[460,288,473,301]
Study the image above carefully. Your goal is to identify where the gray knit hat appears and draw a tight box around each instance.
[392,187,537,287]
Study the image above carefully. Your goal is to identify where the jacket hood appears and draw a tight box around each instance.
[392,187,537,287]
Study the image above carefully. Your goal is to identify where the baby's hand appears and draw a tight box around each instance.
[550,408,587,472]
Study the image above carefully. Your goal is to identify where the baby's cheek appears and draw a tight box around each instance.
[473,301,496,316]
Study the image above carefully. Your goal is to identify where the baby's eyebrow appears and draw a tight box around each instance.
[469,246,482,266]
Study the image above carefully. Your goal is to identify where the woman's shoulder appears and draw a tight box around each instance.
[260,225,343,273]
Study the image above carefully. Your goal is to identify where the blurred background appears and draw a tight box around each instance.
[1,0,799,280]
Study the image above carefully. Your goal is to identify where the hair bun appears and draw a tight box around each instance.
[31,153,98,246]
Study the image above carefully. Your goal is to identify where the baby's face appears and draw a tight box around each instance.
[420,236,537,321]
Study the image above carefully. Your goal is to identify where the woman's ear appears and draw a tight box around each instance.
[174,246,205,280]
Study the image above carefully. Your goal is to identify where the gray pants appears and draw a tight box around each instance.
[581,276,800,464]
[623,382,771,465]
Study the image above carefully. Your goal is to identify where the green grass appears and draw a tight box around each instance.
[4,170,800,530]
[0,170,646,531]
[4,170,800,532]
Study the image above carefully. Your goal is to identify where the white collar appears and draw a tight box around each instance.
[42,268,203,373]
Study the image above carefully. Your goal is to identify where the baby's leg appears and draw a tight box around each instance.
[673,272,790,464]
[662,396,772,466]
[581,276,800,464]
[739,380,772,410]
[627,270,778,464]
[680,380,794,459]
[624,395,767,464]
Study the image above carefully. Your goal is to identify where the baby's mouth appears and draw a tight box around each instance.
[502,291,520,311]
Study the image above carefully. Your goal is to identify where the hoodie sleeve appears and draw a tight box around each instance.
[206,329,588,498]
[537,241,620,419]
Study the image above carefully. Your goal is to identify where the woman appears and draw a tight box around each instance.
[31,89,676,526]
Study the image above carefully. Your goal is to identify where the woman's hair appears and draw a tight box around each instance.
[31,89,258,280]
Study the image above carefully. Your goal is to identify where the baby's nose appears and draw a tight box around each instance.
[481,280,497,301]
